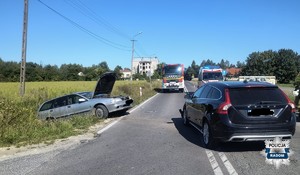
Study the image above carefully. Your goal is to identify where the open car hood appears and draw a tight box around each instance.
[93,72,116,98]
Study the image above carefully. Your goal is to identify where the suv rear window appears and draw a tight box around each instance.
[229,87,287,105]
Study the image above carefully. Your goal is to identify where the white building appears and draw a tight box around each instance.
[132,57,159,76]
[120,69,131,79]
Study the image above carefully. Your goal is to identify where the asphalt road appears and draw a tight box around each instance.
[0,81,299,175]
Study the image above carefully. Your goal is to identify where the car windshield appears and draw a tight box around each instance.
[164,65,182,75]
[77,92,93,99]
[203,72,223,81]
[229,87,287,106]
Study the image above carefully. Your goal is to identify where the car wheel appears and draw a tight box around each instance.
[95,105,109,119]
[183,108,189,126]
[202,121,216,149]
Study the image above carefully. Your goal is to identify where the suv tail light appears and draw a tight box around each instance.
[163,78,167,83]
[280,89,296,113]
[179,77,183,82]
[217,89,232,115]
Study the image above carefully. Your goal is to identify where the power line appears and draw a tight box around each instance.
[61,0,149,57]
[63,0,149,57]
[135,42,149,57]
[37,0,130,51]
[64,0,131,40]
[134,50,142,58]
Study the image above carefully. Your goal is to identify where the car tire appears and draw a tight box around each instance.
[202,121,217,149]
[95,105,109,119]
[183,108,190,126]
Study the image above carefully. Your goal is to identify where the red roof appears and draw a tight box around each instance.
[226,68,241,75]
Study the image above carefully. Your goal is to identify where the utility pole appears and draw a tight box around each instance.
[130,32,142,81]
[130,39,136,81]
[20,0,29,96]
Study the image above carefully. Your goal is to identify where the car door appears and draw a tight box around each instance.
[38,100,55,120]
[51,96,68,118]
[199,86,222,127]
[187,86,205,124]
[66,94,91,115]
[193,86,212,126]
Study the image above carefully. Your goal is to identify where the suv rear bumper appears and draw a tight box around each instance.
[227,134,292,142]
[211,114,296,142]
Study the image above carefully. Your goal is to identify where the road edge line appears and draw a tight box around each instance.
[97,93,159,135]
[128,93,159,113]
[218,152,238,175]
[205,150,224,175]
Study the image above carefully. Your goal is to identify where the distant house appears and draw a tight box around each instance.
[226,68,241,77]
[120,69,131,79]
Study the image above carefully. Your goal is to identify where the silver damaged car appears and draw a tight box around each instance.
[37,72,133,120]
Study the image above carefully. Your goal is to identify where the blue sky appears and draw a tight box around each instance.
[1,0,300,70]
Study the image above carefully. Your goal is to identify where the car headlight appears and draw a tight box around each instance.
[112,98,122,103]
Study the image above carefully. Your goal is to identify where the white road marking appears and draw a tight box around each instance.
[218,152,238,175]
[128,93,159,113]
[184,86,189,92]
[205,150,224,175]
[97,93,159,135]
[97,117,124,135]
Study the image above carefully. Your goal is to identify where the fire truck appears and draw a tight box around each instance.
[161,64,185,92]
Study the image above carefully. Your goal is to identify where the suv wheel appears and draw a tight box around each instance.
[95,105,109,119]
[202,121,216,149]
[183,108,189,126]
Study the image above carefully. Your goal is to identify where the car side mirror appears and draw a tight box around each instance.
[78,98,87,103]
[184,92,194,99]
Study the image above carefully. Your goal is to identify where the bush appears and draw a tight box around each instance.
[294,73,300,87]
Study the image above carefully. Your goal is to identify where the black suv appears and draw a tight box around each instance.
[181,81,296,148]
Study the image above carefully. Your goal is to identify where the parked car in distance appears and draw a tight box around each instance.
[38,72,133,120]
[180,81,296,148]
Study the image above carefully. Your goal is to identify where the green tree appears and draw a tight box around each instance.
[0,58,5,81]
[95,61,110,76]
[0,60,19,82]
[240,50,276,76]
[26,62,43,81]
[218,59,225,69]
[273,49,298,84]
[199,59,216,67]
[152,63,164,79]
[133,73,146,80]
[185,66,194,78]
[191,60,199,78]
[294,73,300,87]
[83,66,98,81]
[59,64,84,81]
[42,64,60,81]
[236,61,245,68]
[113,65,123,80]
